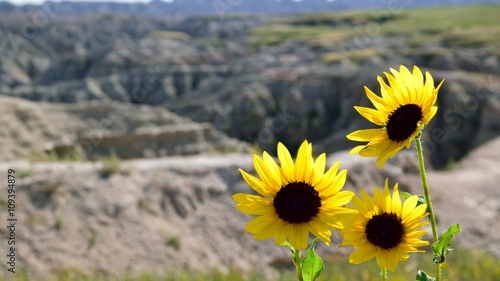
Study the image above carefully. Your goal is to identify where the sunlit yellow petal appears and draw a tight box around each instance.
[373,186,385,212]
[347,128,386,142]
[254,224,276,240]
[357,190,375,213]
[312,153,326,186]
[403,204,428,225]
[320,170,348,199]
[275,221,289,245]
[377,250,401,272]
[412,66,424,102]
[382,73,404,105]
[245,214,277,234]
[233,194,275,215]
[277,142,295,183]
[364,86,390,113]
[314,161,340,192]
[253,155,281,193]
[391,183,402,214]
[294,140,311,182]
[422,106,438,124]
[358,139,392,158]
[239,169,276,198]
[354,106,387,126]
[383,179,392,212]
[350,246,378,264]
[323,190,355,208]
[263,151,282,185]
[399,65,415,104]
[308,220,332,246]
[349,145,367,155]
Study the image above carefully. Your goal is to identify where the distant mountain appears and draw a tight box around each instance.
[2,0,499,16]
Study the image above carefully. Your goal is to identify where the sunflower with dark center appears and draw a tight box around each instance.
[338,179,429,272]
[347,65,444,169]
[233,140,357,250]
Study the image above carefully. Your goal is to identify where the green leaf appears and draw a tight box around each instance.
[432,224,461,264]
[301,238,324,281]
[415,270,436,281]
[400,191,412,199]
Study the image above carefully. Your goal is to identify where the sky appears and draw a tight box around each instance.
[2,0,173,5]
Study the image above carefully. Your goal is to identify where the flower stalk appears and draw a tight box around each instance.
[381,267,388,281]
[292,249,304,281]
[415,133,441,281]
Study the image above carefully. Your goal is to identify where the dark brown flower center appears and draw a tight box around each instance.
[365,212,404,249]
[274,182,321,224]
[386,104,423,142]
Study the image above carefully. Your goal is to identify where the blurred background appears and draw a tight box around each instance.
[0,0,499,280]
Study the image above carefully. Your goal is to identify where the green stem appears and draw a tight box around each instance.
[381,267,388,281]
[415,134,441,281]
[292,248,303,281]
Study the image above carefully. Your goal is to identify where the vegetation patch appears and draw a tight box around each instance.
[2,247,498,280]
[249,4,500,50]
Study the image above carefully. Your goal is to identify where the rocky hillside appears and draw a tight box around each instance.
[0,96,250,161]
[0,137,499,278]
[2,5,500,168]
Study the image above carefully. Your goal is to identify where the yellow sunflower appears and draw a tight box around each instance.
[347,65,444,168]
[338,179,429,272]
[233,140,356,250]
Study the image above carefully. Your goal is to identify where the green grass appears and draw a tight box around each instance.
[100,151,122,178]
[27,147,84,162]
[249,23,352,49]
[17,168,32,179]
[249,4,500,50]
[382,4,500,48]
[3,247,498,281]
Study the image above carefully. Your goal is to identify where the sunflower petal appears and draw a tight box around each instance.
[312,153,326,186]
[381,73,403,106]
[377,250,402,272]
[320,170,348,199]
[308,220,332,246]
[262,152,283,191]
[350,246,378,264]
[245,214,277,234]
[422,106,438,125]
[349,145,367,154]
[253,155,281,194]
[314,161,340,193]
[354,106,387,126]
[275,221,289,246]
[294,140,312,182]
[346,128,386,142]
[239,169,276,198]
[277,142,295,183]
[364,86,390,113]
[412,66,425,103]
[391,183,402,214]
[233,194,275,215]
